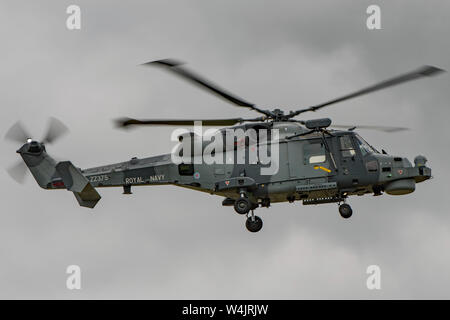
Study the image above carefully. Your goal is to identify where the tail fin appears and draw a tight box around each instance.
[56,161,101,208]
[17,141,101,208]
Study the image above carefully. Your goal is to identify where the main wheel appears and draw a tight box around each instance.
[246,216,263,232]
[339,203,353,219]
[234,197,251,215]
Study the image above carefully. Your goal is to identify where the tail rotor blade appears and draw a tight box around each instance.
[6,161,28,184]
[4,121,31,143]
[42,117,69,144]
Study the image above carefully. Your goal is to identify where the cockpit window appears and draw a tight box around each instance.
[355,134,379,155]
[339,136,356,157]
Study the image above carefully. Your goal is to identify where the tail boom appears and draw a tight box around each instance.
[17,141,174,208]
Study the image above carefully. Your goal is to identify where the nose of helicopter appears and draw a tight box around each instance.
[412,155,432,182]
[375,154,431,195]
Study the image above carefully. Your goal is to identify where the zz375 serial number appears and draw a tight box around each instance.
[88,175,110,183]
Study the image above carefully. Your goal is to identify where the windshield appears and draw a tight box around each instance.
[355,134,379,155]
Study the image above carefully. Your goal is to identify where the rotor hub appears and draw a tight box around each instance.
[26,140,43,153]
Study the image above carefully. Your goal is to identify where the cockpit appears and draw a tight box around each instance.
[337,133,379,158]
[354,133,379,155]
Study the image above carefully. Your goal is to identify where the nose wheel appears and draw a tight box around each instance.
[246,211,263,232]
[338,203,353,219]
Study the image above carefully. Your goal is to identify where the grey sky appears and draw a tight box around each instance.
[0,0,449,299]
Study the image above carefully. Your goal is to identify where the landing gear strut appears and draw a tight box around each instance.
[234,190,258,215]
[246,210,263,232]
[338,203,353,219]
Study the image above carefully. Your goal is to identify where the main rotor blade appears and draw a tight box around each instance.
[42,117,68,144]
[115,117,264,128]
[330,124,409,133]
[142,59,272,117]
[4,121,31,143]
[291,65,445,116]
[6,161,28,184]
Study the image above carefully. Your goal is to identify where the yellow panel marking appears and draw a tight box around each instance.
[314,165,331,173]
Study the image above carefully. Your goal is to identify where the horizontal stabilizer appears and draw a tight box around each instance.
[56,161,101,208]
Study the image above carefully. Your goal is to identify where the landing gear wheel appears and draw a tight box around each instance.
[234,197,251,215]
[246,215,263,233]
[339,203,353,219]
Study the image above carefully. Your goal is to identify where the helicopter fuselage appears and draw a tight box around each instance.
[17,121,431,210]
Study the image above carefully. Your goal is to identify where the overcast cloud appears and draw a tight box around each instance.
[0,0,449,299]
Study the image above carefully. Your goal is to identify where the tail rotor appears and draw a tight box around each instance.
[4,117,69,184]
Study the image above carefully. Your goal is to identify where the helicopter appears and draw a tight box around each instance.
[5,59,444,232]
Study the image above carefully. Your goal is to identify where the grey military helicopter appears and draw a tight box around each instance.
[5,60,444,232]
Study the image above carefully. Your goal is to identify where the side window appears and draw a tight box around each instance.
[178,163,194,176]
[304,142,326,164]
[339,136,356,157]
[309,155,326,163]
